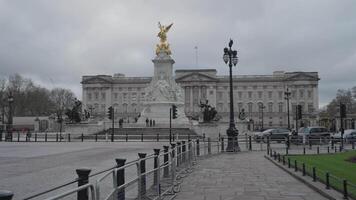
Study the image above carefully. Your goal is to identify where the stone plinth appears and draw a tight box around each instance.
[192,122,220,140]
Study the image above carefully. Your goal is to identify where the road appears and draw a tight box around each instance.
[0,141,168,200]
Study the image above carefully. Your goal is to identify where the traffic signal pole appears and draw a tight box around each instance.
[169,108,172,144]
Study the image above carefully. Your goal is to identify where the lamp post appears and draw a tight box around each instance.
[223,39,239,152]
[284,88,291,130]
[259,104,265,130]
[6,92,14,141]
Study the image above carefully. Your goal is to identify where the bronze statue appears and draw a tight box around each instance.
[199,100,218,122]
[156,22,173,55]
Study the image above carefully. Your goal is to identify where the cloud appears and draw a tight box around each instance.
[0,0,356,108]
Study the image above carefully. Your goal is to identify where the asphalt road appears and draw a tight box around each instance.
[0,141,168,200]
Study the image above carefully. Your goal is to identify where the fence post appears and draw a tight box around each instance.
[163,146,169,178]
[138,153,147,198]
[170,143,176,185]
[294,160,298,172]
[282,155,285,165]
[141,133,143,142]
[286,147,289,155]
[176,142,181,167]
[221,137,224,152]
[81,133,84,142]
[248,136,252,151]
[196,139,200,156]
[45,133,47,142]
[182,141,187,164]
[317,146,319,154]
[352,140,355,149]
[288,158,291,168]
[273,151,277,160]
[56,133,58,142]
[303,147,306,155]
[331,139,334,149]
[343,180,348,199]
[326,172,330,189]
[302,163,306,176]
[153,149,160,187]
[95,134,97,142]
[126,133,128,142]
[115,159,126,200]
[0,191,14,200]
[278,153,281,162]
[312,167,316,182]
[76,168,91,200]
[207,138,211,155]
[156,133,159,142]
[17,132,20,142]
[111,132,114,142]
[327,146,330,154]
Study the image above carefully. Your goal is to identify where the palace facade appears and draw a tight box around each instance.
[81,70,319,129]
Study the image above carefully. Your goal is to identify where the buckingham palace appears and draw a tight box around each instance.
[81,69,319,129]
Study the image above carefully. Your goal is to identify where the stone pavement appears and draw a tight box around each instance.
[175,151,326,200]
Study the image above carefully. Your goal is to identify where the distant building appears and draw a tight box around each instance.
[81,70,319,130]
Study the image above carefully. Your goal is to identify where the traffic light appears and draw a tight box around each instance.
[107,106,114,120]
[172,105,178,119]
[297,105,302,120]
[340,103,346,118]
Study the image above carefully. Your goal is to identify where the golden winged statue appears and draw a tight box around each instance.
[156,22,173,55]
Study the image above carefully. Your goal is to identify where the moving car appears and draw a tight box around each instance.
[331,129,356,143]
[296,126,330,144]
[254,128,291,142]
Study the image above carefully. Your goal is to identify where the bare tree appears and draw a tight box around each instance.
[50,88,76,133]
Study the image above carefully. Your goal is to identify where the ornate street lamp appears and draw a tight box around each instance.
[223,39,239,152]
[284,88,291,130]
[6,92,14,141]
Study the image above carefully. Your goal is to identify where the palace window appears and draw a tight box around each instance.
[292,90,296,98]
[94,92,99,100]
[87,93,92,101]
[308,90,312,99]
[299,90,304,98]
[258,91,262,99]
[123,93,128,102]
[308,104,314,113]
[131,93,137,101]
[278,91,283,100]
[248,102,253,113]
[101,92,105,100]
[278,102,283,113]
[114,93,118,100]
[238,92,242,99]
[268,102,273,112]
[248,91,252,99]
[268,91,273,99]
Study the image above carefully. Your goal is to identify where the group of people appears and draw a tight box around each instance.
[145,118,156,127]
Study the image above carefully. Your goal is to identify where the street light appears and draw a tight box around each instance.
[223,39,239,152]
[259,104,265,130]
[284,88,291,130]
[6,92,14,141]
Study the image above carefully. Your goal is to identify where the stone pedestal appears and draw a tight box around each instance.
[192,122,220,140]
[137,51,190,127]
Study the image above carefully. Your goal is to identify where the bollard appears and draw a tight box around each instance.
[294,160,298,172]
[352,140,355,149]
[163,146,169,178]
[286,147,289,155]
[196,139,200,156]
[248,136,252,151]
[0,190,14,200]
[138,153,147,197]
[153,149,160,187]
[45,133,47,142]
[176,142,181,167]
[95,134,97,142]
[141,133,143,142]
[288,158,291,168]
[115,159,126,200]
[326,172,330,189]
[68,134,71,142]
[56,133,58,142]
[182,141,186,164]
[221,137,224,152]
[278,153,281,162]
[156,133,159,142]
[343,180,348,199]
[82,133,84,142]
[273,151,277,160]
[312,167,316,182]
[327,146,330,154]
[17,132,20,142]
[317,146,319,154]
[76,168,91,200]
[170,143,176,185]
[303,147,306,155]
[126,133,128,142]
[111,133,114,142]
[207,138,211,155]
[302,163,306,176]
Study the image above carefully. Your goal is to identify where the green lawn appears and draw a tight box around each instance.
[287,150,356,198]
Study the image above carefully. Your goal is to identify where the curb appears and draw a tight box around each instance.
[264,155,345,200]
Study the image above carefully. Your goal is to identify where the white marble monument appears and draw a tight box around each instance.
[137,22,190,127]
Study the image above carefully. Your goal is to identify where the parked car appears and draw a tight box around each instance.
[253,128,290,142]
[296,126,330,144]
[331,129,356,143]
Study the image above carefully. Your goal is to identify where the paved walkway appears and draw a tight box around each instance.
[175,151,326,200]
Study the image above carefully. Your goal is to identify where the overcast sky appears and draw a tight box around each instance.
[1,0,356,107]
